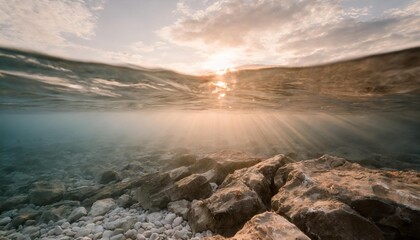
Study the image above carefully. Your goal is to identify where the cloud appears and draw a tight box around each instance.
[160,0,420,67]
[0,0,104,49]
[130,41,169,53]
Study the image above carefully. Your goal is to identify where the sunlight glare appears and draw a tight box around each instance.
[203,50,238,74]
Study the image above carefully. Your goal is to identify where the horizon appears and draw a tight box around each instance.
[1,0,420,74]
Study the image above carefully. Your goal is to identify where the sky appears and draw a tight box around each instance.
[0,0,419,74]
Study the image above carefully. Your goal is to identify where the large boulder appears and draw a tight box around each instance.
[207,212,310,240]
[271,155,420,240]
[189,182,265,236]
[188,155,291,236]
[29,181,66,206]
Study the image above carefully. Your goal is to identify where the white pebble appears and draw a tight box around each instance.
[61,222,71,229]
[149,232,159,240]
[172,217,183,227]
[143,230,152,238]
[125,229,137,238]
[134,222,142,230]
[136,233,146,240]
[53,225,63,235]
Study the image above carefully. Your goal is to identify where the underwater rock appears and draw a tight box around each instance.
[122,162,144,172]
[29,180,66,206]
[116,194,135,208]
[166,154,197,169]
[136,173,212,210]
[64,185,101,201]
[21,225,40,238]
[170,174,213,201]
[82,175,145,207]
[190,150,263,184]
[189,155,289,236]
[207,212,310,240]
[89,198,116,217]
[167,200,191,219]
[99,170,121,184]
[189,182,264,236]
[67,207,87,223]
[271,155,420,240]
[39,204,73,223]
[11,207,39,228]
[168,166,191,181]
[0,195,29,212]
[0,216,11,226]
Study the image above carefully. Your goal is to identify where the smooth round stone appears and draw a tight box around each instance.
[110,233,125,240]
[40,228,47,235]
[149,233,159,240]
[85,223,95,232]
[124,229,137,238]
[174,229,189,239]
[153,220,162,227]
[64,229,76,237]
[102,230,114,238]
[95,225,104,233]
[93,232,102,240]
[141,222,154,230]
[143,230,152,237]
[53,225,63,235]
[172,217,183,228]
[164,229,174,236]
[134,222,142,230]
[25,219,36,226]
[138,214,146,222]
[47,229,55,236]
[136,234,146,240]
[0,217,12,226]
[75,227,90,238]
[113,228,124,235]
[61,222,71,229]
[146,212,162,223]
[163,213,176,225]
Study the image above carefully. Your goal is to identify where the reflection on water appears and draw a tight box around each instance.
[0,46,419,112]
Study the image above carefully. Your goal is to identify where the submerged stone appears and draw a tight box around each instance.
[67,207,87,223]
[29,181,66,206]
[99,170,121,184]
[89,198,116,217]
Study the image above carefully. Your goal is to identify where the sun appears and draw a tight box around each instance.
[203,50,238,75]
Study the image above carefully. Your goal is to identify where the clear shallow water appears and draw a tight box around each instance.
[0,47,420,199]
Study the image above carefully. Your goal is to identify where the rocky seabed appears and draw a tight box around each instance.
[0,151,419,240]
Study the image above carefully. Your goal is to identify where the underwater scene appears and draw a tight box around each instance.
[1,0,420,239]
